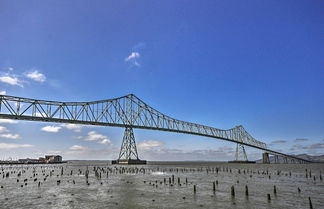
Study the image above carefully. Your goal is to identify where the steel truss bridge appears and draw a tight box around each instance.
[0,94,311,163]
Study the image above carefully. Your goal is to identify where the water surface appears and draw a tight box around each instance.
[0,161,323,209]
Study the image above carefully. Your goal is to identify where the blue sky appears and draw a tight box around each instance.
[0,0,323,160]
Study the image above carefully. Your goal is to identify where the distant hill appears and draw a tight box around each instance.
[294,154,324,162]
[256,154,324,163]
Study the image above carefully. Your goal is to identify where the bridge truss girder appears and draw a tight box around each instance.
[0,94,312,163]
[0,94,266,147]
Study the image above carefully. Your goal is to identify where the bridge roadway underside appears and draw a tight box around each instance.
[0,114,311,164]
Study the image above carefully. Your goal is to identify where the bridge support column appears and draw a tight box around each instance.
[274,155,279,163]
[228,143,256,163]
[112,127,146,165]
[262,152,270,164]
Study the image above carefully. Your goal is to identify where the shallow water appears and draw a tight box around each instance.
[0,161,323,209]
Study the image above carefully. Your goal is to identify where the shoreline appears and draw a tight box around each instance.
[0,161,68,165]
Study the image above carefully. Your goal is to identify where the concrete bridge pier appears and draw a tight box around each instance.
[262,152,270,164]
[274,155,279,163]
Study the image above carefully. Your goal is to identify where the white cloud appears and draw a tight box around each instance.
[8,67,14,71]
[25,70,46,82]
[41,125,61,133]
[0,76,23,87]
[35,112,46,117]
[0,90,6,95]
[125,52,140,67]
[125,52,140,61]
[0,143,33,149]
[0,126,9,133]
[69,145,86,151]
[0,119,18,124]
[138,140,164,150]
[98,139,111,145]
[61,124,82,132]
[0,133,21,139]
[84,131,108,141]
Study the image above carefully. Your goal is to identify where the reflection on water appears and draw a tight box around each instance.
[0,161,323,209]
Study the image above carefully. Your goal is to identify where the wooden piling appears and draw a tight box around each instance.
[231,186,235,197]
[245,185,249,196]
[273,185,277,195]
[309,197,313,209]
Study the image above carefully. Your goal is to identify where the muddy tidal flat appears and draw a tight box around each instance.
[0,161,323,209]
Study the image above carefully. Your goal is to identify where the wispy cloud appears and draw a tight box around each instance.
[0,133,20,139]
[0,67,48,89]
[0,75,23,87]
[125,52,141,67]
[138,146,237,161]
[295,138,309,142]
[25,70,46,82]
[83,131,108,142]
[305,143,324,149]
[271,140,287,144]
[132,42,146,51]
[0,143,33,149]
[61,123,82,132]
[62,146,118,160]
[0,90,6,95]
[77,131,111,145]
[289,143,324,155]
[138,140,164,150]
[41,125,62,133]
[0,126,9,133]
[0,119,18,124]
[69,145,87,151]
[98,139,111,145]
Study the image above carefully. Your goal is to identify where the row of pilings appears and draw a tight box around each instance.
[0,164,322,209]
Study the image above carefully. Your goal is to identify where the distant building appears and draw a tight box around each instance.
[18,158,39,163]
[17,155,62,164]
[45,155,62,163]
